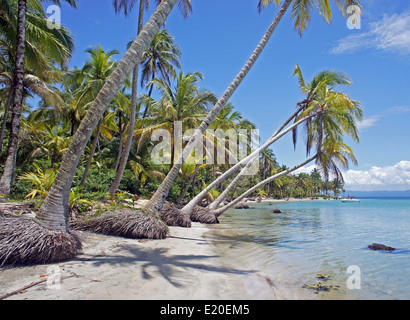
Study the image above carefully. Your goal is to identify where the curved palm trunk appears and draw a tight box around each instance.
[36,0,179,232]
[0,0,27,195]
[208,104,309,210]
[112,111,123,171]
[175,163,200,204]
[211,154,317,217]
[182,112,313,214]
[80,118,102,186]
[0,94,13,153]
[109,0,145,198]
[144,0,293,215]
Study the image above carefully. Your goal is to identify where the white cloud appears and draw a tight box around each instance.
[344,161,410,191]
[293,164,317,175]
[331,12,410,55]
[293,161,410,191]
[357,116,380,131]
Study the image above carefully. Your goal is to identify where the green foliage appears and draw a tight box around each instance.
[18,166,57,199]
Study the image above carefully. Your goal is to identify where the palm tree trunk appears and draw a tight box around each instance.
[142,73,155,118]
[80,119,102,186]
[112,111,123,171]
[144,0,293,215]
[109,0,145,196]
[109,0,145,198]
[0,0,27,195]
[0,94,13,153]
[175,164,200,204]
[212,154,317,217]
[182,112,313,214]
[36,0,179,232]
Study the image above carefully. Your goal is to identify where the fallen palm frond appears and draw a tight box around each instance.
[72,208,168,239]
[190,206,219,224]
[0,217,82,266]
[160,202,191,228]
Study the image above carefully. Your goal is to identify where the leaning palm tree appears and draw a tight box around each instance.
[36,0,179,230]
[109,0,188,199]
[144,0,362,215]
[205,65,362,215]
[108,29,181,197]
[0,0,182,267]
[212,140,357,217]
[184,64,353,213]
[210,85,362,217]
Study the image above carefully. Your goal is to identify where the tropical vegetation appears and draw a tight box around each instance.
[0,0,363,266]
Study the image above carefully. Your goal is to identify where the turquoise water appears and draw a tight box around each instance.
[218,199,410,299]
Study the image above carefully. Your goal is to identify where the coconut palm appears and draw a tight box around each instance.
[206,66,362,215]
[36,0,180,234]
[184,64,353,213]
[109,29,182,197]
[140,29,182,118]
[136,71,217,169]
[0,0,76,195]
[145,0,362,215]
[212,138,356,216]
[76,45,119,185]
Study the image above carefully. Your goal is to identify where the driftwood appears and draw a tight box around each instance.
[0,278,48,300]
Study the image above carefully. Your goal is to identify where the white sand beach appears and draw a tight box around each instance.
[0,218,313,300]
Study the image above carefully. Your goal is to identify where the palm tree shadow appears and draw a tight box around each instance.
[75,240,253,288]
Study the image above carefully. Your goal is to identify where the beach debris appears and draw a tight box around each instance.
[190,206,219,224]
[272,208,281,213]
[0,278,48,300]
[235,203,249,209]
[161,202,191,228]
[367,243,395,251]
[0,217,82,266]
[303,282,335,294]
[316,274,331,280]
[303,273,340,294]
[72,208,168,239]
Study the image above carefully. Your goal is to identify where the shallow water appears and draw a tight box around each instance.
[212,199,410,300]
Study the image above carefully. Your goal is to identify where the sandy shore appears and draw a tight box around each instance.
[0,221,283,300]
[0,198,320,300]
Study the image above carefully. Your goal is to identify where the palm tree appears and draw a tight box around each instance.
[213,138,357,216]
[140,29,182,118]
[76,45,119,185]
[145,0,362,215]
[36,0,181,232]
[110,0,147,199]
[183,63,353,213]
[109,0,188,200]
[136,71,217,168]
[208,65,362,215]
[0,0,76,195]
[108,29,181,197]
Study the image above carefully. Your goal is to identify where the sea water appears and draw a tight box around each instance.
[213,198,410,300]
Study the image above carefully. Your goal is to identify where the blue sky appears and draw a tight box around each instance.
[54,0,410,191]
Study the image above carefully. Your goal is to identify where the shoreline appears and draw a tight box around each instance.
[0,198,321,300]
[0,222,271,300]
